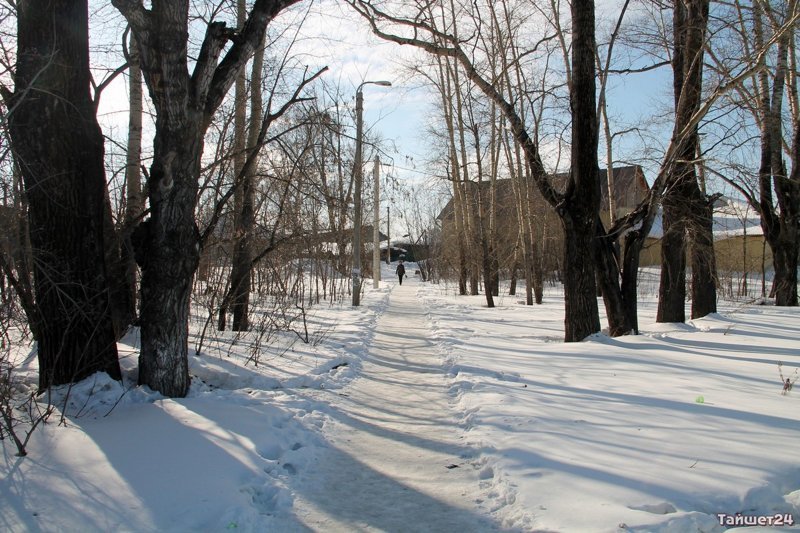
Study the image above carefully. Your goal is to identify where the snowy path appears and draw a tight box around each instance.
[291,277,504,531]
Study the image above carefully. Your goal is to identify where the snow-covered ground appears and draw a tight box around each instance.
[2,263,799,532]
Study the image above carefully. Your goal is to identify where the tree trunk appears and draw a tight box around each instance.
[133,126,203,397]
[773,235,799,306]
[689,195,717,318]
[657,202,687,322]
[230,0,260,332]
[120,32,144,330]
[115,0,300,397]
[509,250,519,296]
[218,2,249,332]
[561,0,601,341]
[657,0,711,323]
[594,221,631,336]
[452,176,468,295]
[9,0,120,389]
[685,0,716,319]
[561,216,601,341]
[435,51,469,295]
[471,125,494,308]
[748,4,800,307]
[451,79,479,297]
[772,130,799,306]
[621,231,645,334]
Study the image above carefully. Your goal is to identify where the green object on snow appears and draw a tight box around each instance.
[695,395,705,404]
[227,523,238,529]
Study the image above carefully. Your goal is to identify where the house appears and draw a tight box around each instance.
[641,197,772,273]
[436,167,771,281]
[437,165,649,224]
[435,165,650,277]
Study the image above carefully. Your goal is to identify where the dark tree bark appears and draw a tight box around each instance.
[657,203,688,322]
[657,0,713,323]
[113,0,302,397]
[225,0,259,332]
[689,194,717,318]
[594,221,630,336]
[683,0,716,319]
[754,17,799,307]
[7,0,121,389]
[562,0,602,340]
[230,25,263,332]
[620,230,645,334]
[771,122,800,308]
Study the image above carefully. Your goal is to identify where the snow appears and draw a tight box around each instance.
[2,264,799,532]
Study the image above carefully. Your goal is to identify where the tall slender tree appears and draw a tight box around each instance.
[121,31,144,329]
[748,2,799,306]
[657,0,714,323]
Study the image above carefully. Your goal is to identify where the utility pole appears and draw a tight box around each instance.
[373,155,381,288]
[386,205,391,265]
[351,80,391,306]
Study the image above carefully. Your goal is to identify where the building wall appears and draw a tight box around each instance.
[637,235,773,273]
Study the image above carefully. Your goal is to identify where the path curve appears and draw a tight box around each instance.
[292,276,503,531]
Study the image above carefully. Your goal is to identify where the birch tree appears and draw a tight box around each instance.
[121,31,144,330]
[709,0,800,306]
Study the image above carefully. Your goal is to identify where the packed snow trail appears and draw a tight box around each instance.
[290,275,505,531]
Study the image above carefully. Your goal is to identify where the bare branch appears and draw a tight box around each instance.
[347,0,563,208]
[93,61,130,111]
[607,61,671,74]
[192,21,236,111]
[109,0,149,32]
[199,65,328,246]
[203,0,304,124]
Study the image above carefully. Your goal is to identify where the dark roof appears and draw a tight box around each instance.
[436,165,649,221]
[309,225,388,244]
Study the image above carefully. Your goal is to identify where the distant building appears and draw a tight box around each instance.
[436,165,649,278]
[436,167,770,282]
[641,196,771,273]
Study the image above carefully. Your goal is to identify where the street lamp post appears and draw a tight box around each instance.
[372,155,381,289]
[386,205,390,265]
[352,80,391,306]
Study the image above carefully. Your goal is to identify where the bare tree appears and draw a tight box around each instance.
[710,0,800,306]
[111,0,305,397]
[120,30,144,329]
[655,0,714,322]
[220,0,261,332]
[594,0,783,329]
[4,0,121,389]
[349,0,604,341]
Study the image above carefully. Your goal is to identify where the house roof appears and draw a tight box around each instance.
[436,165,649,221]
[304,225,388,244]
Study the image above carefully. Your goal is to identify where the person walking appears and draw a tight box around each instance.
[396,261,406,285]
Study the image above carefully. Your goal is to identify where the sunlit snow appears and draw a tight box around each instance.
[2,263,799,532]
